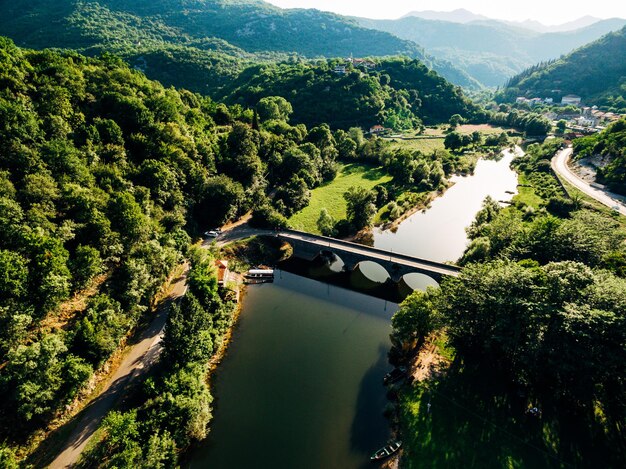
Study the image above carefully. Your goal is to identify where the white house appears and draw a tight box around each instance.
[561,94,582,106]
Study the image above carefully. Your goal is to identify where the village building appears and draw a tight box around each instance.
[561,94,582,106]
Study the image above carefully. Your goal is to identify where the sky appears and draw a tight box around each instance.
[264,0,626,24]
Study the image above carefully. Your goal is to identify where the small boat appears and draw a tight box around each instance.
[370,441,402,460]
[245,268,274,279]
[244,268,274,284]
[383,367,407,385]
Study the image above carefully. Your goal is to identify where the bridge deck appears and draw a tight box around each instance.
[278,230,460,278]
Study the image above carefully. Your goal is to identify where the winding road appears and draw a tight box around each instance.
[47,214,270,467]
[48,263,189,469]
[551,146,626,216]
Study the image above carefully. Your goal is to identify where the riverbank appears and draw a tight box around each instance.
[377,183,454,233]
[206,236,291,375]
[383,333,453,468]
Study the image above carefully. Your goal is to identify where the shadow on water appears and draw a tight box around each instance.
[350,344,392,469]
[279,256,428,304]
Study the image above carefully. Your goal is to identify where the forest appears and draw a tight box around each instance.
[0,34,489,464]
[392,139,626,466]
[219,58,479,129]
[0,0,480,94]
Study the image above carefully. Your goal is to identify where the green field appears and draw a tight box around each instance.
[512,173,543,209]
[385,137,446,154]
[288,163,393,233]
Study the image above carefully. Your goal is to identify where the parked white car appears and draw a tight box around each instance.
[204,230,220,238]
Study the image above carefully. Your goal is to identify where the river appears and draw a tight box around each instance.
[187,148,520,468]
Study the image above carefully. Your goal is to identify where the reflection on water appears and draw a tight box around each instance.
[308,251,344,277]
[374,148,520,262]
[187,271,397,469]
[188,150,520,468]
[285,253,436,303]
[400,273,440,297]
[352,261,390,288]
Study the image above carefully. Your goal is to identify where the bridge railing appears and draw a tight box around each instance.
[277,229,461,272]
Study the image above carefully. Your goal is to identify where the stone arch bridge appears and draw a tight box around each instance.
[276,230,461,283]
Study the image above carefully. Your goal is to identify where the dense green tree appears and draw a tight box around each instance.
[334,129,357,160]
[2,334,92,425]
[449,113,464,128]
[220,122,263,186]
[317,208,337,237]
[392,289,441,349]
[144,363,213,447]
[275,176,311,217]
[344,186,376,229]
[25,233,72,313]
[444,131,470,151]
[257,96,293,122]
[195,175,245,227]
[70,245,103,291]
[72,295,127,367]
[108,192,150,248]
[0,250,28,301]
[163,293,214,365]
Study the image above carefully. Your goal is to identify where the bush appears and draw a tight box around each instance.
[249,205,289,230]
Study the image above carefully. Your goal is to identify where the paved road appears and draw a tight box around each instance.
[48,263,189,469]
[552,147,626,216]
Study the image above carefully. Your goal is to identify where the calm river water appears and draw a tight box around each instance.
[375,148,520,263]
[187,148,520,468]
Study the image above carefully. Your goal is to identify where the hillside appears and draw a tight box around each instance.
[500,26,626,111]
[573,118,626,193]
[358,16,626,87]
[218,58,478,128]
[0,36,388,456]
[0,0,479,92]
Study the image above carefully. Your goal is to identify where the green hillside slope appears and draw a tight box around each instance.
[218,57,478,128]
[499,26,626,112]
[0,0,480,91]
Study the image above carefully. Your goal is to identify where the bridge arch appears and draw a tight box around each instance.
[349,260,391,285]
[399,272,440,291]
[275,230,461,284]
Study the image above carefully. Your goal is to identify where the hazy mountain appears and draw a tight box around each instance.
[358,16,626,87]
[401,8,489,23]
[499,26,626,112]
[0,0,480,90]
[508,15,602,33]
[401,9,602,33]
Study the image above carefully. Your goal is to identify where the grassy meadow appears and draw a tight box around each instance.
[288,162,393,233]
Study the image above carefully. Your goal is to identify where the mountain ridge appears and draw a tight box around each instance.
[358,15,626,87]
[0,0,479,90]
[499,26,626,112]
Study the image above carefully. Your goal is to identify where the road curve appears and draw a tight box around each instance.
[551,147,626,216]
[48,263,190,469]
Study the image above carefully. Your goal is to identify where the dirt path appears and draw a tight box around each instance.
[47,263,189,468]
